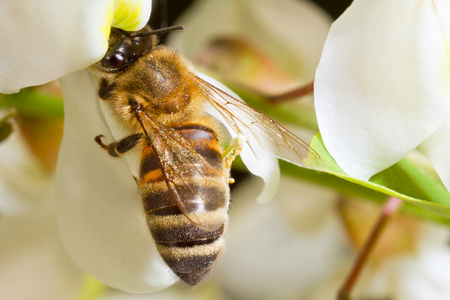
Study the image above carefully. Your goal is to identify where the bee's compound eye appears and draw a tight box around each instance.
[102,52,127,69]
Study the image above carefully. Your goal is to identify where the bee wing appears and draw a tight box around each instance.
[138,112,227,232]
[195,76,323,169]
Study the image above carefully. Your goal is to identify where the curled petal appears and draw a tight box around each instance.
[315,0,450,179]
[240,145,280,204]
[197,72,281,203]
[0,0,151,93]
[57,71,176,292]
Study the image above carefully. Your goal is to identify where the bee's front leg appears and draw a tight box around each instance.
[95,133,143,157]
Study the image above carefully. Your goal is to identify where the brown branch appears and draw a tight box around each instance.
[268,81,314,104]
[338,197,403,300]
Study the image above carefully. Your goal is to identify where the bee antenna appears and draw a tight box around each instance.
[132,25,184,38]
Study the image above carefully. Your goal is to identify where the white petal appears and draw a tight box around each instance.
[0,213,83,300]
[240,146,280,204]
[168,0,331,81]
[56,71,176,292]
[197,72,281,203]
[0,0,151,94]
[0,129,51,215]
[434,0,450,72]
[315,0,450,179]
[420,118,450,190]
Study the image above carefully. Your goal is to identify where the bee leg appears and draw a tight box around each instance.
[94,133,143,157]
[98,80,116,100]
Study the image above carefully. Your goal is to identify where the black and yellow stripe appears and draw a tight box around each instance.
[139,124,229,286]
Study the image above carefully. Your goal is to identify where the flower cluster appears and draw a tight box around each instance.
[3,0,450,299]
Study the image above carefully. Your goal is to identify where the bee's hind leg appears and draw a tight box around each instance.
[95,133,143,157]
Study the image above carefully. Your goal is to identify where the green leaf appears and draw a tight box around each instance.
[310,133,450,225]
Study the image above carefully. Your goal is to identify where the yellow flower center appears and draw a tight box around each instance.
[101,0,149,45]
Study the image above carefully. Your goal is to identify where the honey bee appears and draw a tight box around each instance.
[90,25,320,286]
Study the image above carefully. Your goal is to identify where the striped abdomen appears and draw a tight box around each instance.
[139,125,229,286]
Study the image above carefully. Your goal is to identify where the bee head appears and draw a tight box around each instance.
[94,25,184,74]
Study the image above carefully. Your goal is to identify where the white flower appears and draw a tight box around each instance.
[0,0,178,294]
[0,130,84,300]
[57,71,177,293]
[0,0,336,296]
[0,0,151,94]
[314,0,450,188]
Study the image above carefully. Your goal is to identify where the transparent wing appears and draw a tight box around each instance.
[137,111,227,232]
[195,76,323,169]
